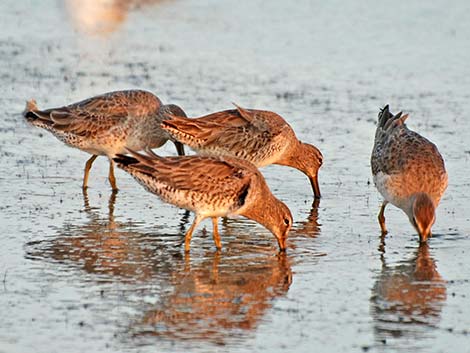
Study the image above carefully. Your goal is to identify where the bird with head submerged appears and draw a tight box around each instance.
[160,104,323,199]
[23,90,186,191]
[113,149,292,252]
[371,105,448,242]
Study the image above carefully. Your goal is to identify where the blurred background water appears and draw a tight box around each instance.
[0,0,469,352]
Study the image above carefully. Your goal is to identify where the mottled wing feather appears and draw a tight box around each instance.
[204,125,276,155]
[122,152,255,195]
[373,129,444,175]
[163,109,286,149]
[69,90,162,117]
[163,110,247,141]
[159,158,253,195]
[46,109,129,137]
[34,90,161,137]
[372,106,445,176]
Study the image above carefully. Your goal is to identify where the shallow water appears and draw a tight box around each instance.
[1,0,470,352]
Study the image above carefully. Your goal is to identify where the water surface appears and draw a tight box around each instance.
[1,1,470,352]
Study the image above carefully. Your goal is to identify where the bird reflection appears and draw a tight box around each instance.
[25,191,294,344]
[291,199,321,238]
[210,199,320,251]
[25,190,187,281]
[82,188,117,223]
[371,239,447,343]
[65,0,165,36]
[131,250,292,343]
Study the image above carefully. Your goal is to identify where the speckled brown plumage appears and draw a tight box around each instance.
[161,104,323,198]
[114,150,292,251]
[371,105,448,241]
[23,90,185,190]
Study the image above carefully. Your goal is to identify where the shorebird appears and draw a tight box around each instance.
[23,90,186,190]
[113,149,293,251]
[371,105,448,242]
[161,104,323,198]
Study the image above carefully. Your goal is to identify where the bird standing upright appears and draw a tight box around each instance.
[371,105,448,242]
[23,90,186,190]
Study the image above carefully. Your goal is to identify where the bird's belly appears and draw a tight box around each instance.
[41,124,131,157]
[125,132,167,152]
[135,175,235,216]
[374,169,447,209]
[82,137,127,157]
[373,172,410,210]
[49,130,108,156]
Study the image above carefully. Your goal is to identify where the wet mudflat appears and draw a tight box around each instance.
[1,0,470,352]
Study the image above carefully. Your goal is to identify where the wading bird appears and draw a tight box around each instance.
[161,104,323,198]
[371,105,448,242]
[114,149,292,251]
[23,90,185,190]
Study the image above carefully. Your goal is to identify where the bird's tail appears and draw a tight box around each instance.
[23,100,39,120]
[22,99,56,129]
[377,105,409,132]
[113,148,162,168]
[113,149,163,181]
[113,154,139,167]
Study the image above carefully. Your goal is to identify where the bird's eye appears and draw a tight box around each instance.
[284,218,290,226]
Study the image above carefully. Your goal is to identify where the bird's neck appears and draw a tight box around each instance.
[275,141,304,170]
